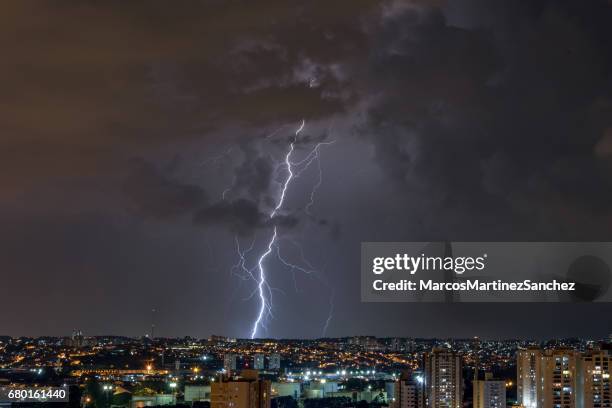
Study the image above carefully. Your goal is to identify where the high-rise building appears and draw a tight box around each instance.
[542,349,579,408]
[517,348,580,408]
[473,373,506,408]
[66,330,85,348]
[579,350,611,408]
[224,353,237,373]
[391,338,402,352]
[211,369,271,408]
[253,354,265,370]
[269,353,281,370]
[424,349,462,408]
[393,371,425,408]
[517,348,543,408]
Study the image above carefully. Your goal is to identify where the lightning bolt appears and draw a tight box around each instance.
[251,227,276,338]
[219,126,288,201]
[250,120,305,339]
[225,119,334,339]
[270,120,304,218]
[290,120,336,216]
[200,147,234,167]
[322,288,334,337]
[302,143,330,215]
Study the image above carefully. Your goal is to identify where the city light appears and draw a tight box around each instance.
[3,4,611,408]
[1,334,611,407]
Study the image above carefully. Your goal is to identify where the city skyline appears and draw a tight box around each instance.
[1,333,611,407]
[3,1,612,406]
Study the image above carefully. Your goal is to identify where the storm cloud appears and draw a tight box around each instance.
[2,0,612,339]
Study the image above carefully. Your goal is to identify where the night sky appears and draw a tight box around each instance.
[2,1,612,340]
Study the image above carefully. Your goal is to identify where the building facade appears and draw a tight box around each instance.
[473,373,506,408]
[580,350,611,408]
[424,349,462,408]
[517,348,543,408]
[253,354,265,370]
[393,371,425,408]
[269,353,281,370]
[211,370,271,408]
[224,353,237,373]
[518,347,612,408]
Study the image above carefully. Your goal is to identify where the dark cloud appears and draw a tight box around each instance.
[3,0,612,338]
[0,1,372,205]
[232,143,276,203]
[193,198,298,236]
[357,0,612,239]
[122,159,207,219]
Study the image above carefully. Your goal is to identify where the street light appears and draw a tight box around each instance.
[102,385,112,408]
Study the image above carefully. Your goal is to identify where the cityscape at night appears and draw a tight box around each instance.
[3,0,612,407]
[0,333,611,407]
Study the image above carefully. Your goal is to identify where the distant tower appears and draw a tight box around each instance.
[269,354,281,370]
[253,354,265,370]
[224,353,237,373]
[405,339,416,353]
[70,330,84,348]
